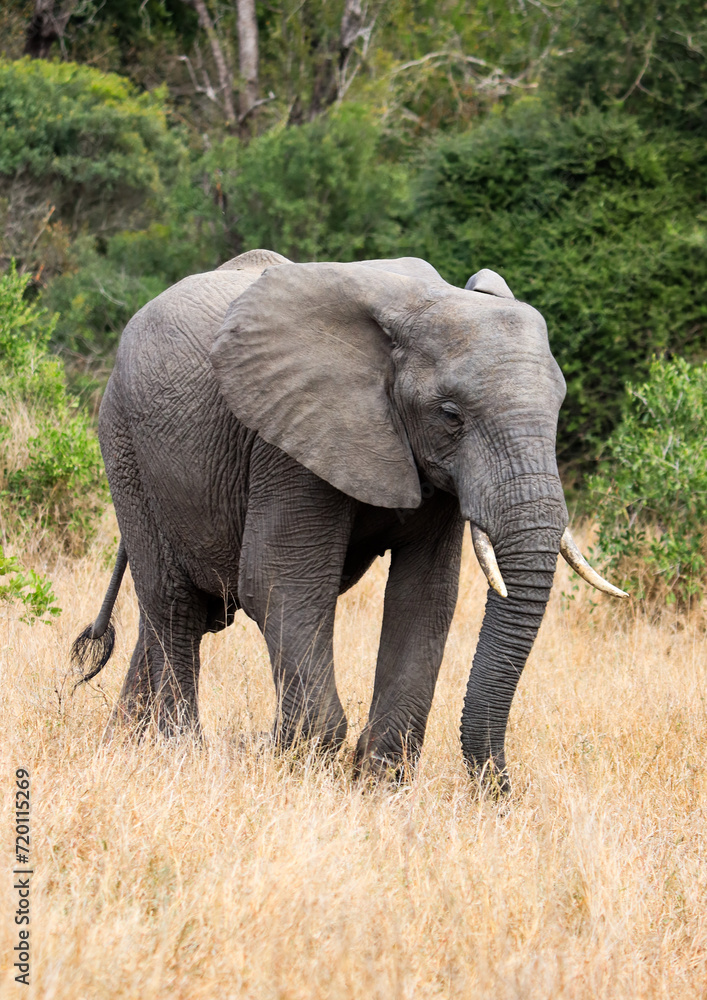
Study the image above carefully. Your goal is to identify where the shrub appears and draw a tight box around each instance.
[219,107,410,262]
[548,0,707,134]
[0,261,64,406]
[47,107,411,355]
[0,545,61,624]
[0,57,183,277]
[588,357,707,608]
[0,58,179,229]
[0,266,108,553]
[46,234,173,357]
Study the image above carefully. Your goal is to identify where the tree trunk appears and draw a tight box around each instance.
[24,0,78,58]
[337,0,373,100]
[236,0,259,122]
[340,0,365,63]
[190,0,236,125]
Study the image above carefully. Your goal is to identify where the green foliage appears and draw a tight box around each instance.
[46,108,410,353]
[219,108,409,261]
[0,264,64,407]
[549,0,707,133]
[588,357,707,608]
[0,267,108,551]
[367,0,562,141]
[0,57,177,197]
[0,57,183,274]
[45,235,173,356]
[6,414,108,542]
[0,545,61,624]
[409,100,707,462]
[0,261,55,365]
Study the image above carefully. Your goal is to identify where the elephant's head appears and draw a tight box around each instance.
[211,257,625,784]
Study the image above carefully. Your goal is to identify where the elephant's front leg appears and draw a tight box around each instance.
[356,515,464,775]
[239,444,356,751]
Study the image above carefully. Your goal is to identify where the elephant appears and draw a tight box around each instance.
[73,248,626,788]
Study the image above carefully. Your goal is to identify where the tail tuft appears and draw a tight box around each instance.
[71,539,127,692]
[71,621,116,689]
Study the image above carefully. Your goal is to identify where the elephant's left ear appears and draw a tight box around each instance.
[465,269,514,299]
[210,262,423,509]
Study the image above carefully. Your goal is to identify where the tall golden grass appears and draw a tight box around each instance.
[1,513,705,998]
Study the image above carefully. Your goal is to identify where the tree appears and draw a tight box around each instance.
[0,58,181,276]
[185,0,236,124]
[237,0,259,121]
[549,0,707,133]
[24,0,78,58]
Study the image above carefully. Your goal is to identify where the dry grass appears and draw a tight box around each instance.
[1,513,706,999]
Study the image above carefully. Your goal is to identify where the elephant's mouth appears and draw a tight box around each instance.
[469,522,628,600]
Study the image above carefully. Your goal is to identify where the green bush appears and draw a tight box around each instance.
[0,266,108,552]
[46,234,173,356]
[548,0,707,134]
[0,262,64,406]
[0,57,183,278]
[408,100,707,465]
[6,414,107,544]
[219,107,410,262]
[588,357,707,608]
[0,545,61,624]
[0,58,180,230]
[47,107,411,354]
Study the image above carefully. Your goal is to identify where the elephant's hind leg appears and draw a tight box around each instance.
[146,584,209,738]
[101,386,208,739]
[109,585,208,740]
[106,615,157,738]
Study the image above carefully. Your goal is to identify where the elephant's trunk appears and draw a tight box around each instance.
[460,489,565,790]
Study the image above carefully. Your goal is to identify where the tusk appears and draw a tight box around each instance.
[560,527,629,599]
[471,525,508,598]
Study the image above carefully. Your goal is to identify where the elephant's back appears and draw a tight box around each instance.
[116,266,264,386]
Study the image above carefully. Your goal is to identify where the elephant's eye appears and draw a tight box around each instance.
[440,403,464,429]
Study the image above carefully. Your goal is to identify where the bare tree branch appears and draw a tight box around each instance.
[620,31,656,103]
[337,0,377,102]
[178,54,218,103]
[238,92,276,126]
[185,0,236,125]
[386,34,562,104]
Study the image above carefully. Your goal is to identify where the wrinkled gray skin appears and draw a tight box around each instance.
[78,249,568,786]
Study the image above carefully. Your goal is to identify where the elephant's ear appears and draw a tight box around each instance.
[465,268,514,299]
[210,262,422,509]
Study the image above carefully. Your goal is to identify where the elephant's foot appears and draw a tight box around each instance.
[273,699,348,758]
[354,752,415,788]
[155,701,203,743]
[467,757,513,799]
[102,694,153,744]
[354,728,420,786]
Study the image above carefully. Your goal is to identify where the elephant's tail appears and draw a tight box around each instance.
[71,539,128,689]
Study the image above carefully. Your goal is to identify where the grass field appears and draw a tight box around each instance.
[1,515,705,999]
